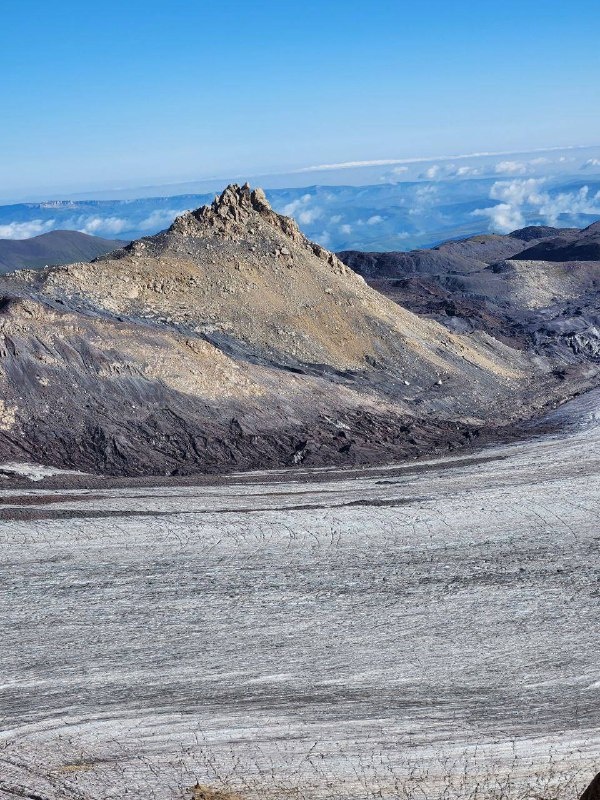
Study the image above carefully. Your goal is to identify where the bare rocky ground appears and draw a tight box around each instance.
[1,390,600,800]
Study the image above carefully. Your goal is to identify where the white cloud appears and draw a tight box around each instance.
[283,193,311,212]
[416,184,438,200]
[409,184,438,215]
[340,223,352,234]
[278,193,322,225]
[295,145,587,174]
[495,160,529,175]
[450,165,481,177]
[281,193,311,216]
[366,215,383,225]
[421,165,440,180]
[298,207,321,224]
[0,219,56,239]
[297,159,415,172]
[537,185,600,225]
[380,165,411,184]
[473,178,600,232]
[582,158,600,169]
[77,216,129,236]
[417,162,482,181]
[329,214,342,224]
[494,157,553,175]
[473,202,525,232]
[0,209,181,242]
[489,178,546,205]
[473,178,544,232]
[138,208,190,231]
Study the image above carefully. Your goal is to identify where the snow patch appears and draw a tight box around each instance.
[0,462,87,481]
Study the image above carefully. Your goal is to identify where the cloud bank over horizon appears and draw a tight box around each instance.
[1,145,599,251]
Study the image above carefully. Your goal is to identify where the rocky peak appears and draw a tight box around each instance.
[170,182,288,237]
[168,182,349,274]
[200,182,272,221]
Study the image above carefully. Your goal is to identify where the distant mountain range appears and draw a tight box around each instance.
[1,168,600,252]
[0,230,127,272]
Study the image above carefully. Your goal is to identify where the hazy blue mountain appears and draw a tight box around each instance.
[0,230,127,272]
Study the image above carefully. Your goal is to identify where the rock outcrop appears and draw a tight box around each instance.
[512,221,600,262]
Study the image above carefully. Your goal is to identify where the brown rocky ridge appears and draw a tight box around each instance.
[0,183,595,477]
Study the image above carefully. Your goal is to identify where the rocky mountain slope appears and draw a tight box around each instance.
[339,221,600,358]
[0,185,594,477]
[0,229,127,272]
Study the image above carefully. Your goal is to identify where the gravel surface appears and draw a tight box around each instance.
[1,393,600,799]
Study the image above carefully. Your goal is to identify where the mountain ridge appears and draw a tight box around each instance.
[0,184,594,477]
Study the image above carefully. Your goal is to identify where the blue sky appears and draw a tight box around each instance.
[1,0,599,198]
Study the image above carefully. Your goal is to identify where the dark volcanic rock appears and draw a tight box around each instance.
[339,219,600,363]
[580,773,600,800]
[338,226,574,281]
[508,224,574,241]
[513,222,600,261]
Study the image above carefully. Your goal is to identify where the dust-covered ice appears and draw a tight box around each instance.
[1,393,600,799]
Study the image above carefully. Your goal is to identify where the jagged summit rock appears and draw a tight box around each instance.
[167,182,345,270]
[171,182,298,237]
